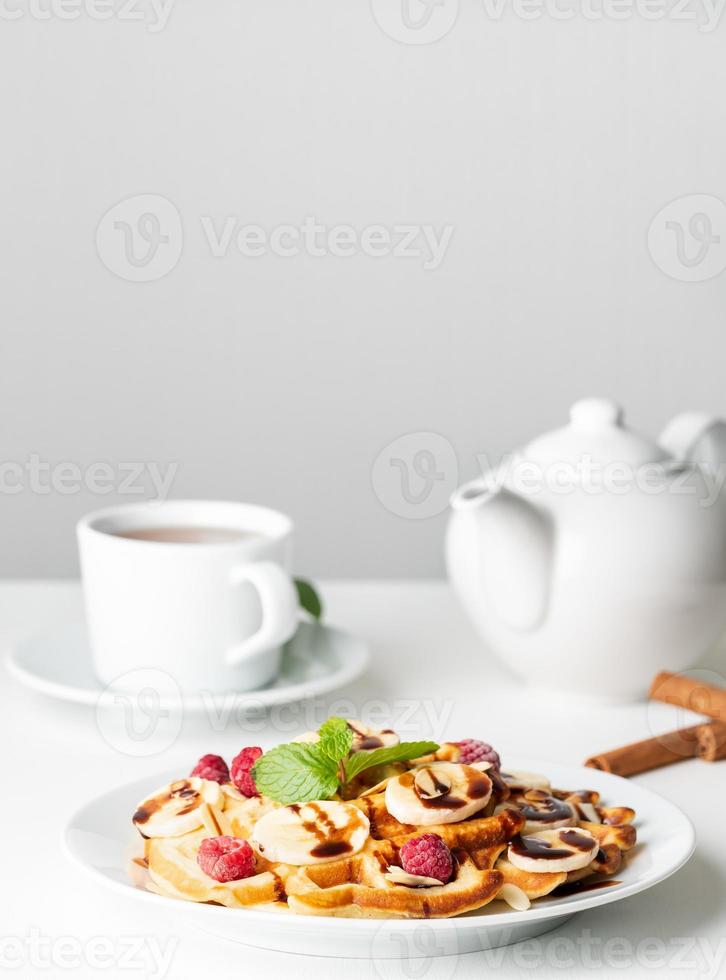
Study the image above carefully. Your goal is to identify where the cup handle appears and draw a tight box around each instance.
[224,561,299,665]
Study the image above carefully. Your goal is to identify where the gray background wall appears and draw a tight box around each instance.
[2,0,725,578]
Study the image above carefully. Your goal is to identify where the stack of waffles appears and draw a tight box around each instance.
[132,728,637,919]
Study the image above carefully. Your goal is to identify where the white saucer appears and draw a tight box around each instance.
[6,621,369,712]
[63,760,694,958]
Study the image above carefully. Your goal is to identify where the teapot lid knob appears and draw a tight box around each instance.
[523,396,667,467]
[570,397,623,429]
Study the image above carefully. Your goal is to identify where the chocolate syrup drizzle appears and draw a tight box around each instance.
[133,780,198,826]
[510,829,595,860]
[288,802,362,859]
[346,722,397,751]
[405,767,491,811]
[516,790,574,827]
[552,878,622,897]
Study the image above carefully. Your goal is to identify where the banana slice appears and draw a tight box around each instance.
[251,801,370,866]
[346,721,399,752]
[501,770,551,792]
[292,730,321,744]
[133,778,225,838]
[508,828,598,873]
[385,763,492,826]
[293,721,399,752]
[571,800,601,824]
[513,790,578,834]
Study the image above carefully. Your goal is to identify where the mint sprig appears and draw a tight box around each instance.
[345,742,439,781]
[318,716,354,764]
[250,743,339,805]
[251,718,439,804]
[294,578,323,621]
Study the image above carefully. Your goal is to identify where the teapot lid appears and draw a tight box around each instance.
[523,398,671,467]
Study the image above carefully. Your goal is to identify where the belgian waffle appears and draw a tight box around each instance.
[132,728,638,919]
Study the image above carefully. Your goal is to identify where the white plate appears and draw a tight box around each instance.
[6,621,369,712]
[63,760,694,958]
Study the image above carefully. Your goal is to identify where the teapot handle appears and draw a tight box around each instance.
[659,412,726,469]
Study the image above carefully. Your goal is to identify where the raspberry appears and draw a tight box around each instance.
[400,834,453,884]
[190,754,229,784]
[455,739,501,768]
[197,836,256,882]
[230,746,262,797]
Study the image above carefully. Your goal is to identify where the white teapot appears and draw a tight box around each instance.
[446,398,726,700]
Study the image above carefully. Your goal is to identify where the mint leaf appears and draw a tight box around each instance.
[251,743,339,804]
[294,578,323,621]
[345,741,439,782]
[318,717,354,764]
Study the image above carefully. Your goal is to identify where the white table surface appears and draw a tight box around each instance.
[2,580,725,980]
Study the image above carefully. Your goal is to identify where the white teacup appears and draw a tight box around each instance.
[77,500,299,694]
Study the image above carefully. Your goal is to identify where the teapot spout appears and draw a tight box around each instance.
[659,412,726,470]
[448,483,553,632]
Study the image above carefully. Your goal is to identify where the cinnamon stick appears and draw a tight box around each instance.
[585,720,726,775]
[697,720,726,762]
[649,671,726,722]
[585,725,702,776]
